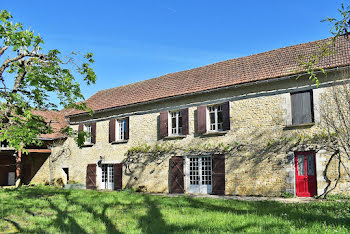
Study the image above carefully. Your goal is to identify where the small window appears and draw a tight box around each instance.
[207,105,223,132]
[63,168,69,181]
[84,124,92,144]
[0,140,8,148]
[169,111,183,135]
[116,119,127,141]
[291,90,314,125]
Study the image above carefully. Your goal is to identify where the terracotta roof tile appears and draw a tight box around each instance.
[32,110,68,139]
[68,36,350,116]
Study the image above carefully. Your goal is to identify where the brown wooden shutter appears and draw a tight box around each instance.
[78,124,83,133]
[197,105,207,134]
[114,163,123,190]
[181,108,189,135]
[291,90,314,125]
[91,122,96,144]
[212,154,225,195]
[125,117,129,140]
[160,111,168,139]
[86,164,97,190]
[109,119,115,143]
[222,101,230,131]
[170,156,184,193]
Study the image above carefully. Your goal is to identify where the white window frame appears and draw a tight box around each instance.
[116,118,127,141]
[84,124,92,144]
[168,110,183,136]
[207,104,223,132]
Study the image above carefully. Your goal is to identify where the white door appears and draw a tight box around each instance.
[187,156,212,194]
[101,164,114,190]
[8,172,15,186]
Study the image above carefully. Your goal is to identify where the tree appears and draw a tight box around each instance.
[318,70,350,198]
[299,3,350,87]
[0,10,96,151]
[299,3,350,198]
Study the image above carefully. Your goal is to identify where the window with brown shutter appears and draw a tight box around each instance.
[125,117,129,140]
[91,122,96,144]
[197,106,207,134]
[109,119,115,143]
[109,118,129,143]
[222,102,230,131]
[291,90,314,125]
[160,111,168,139]
[181,108,189,135]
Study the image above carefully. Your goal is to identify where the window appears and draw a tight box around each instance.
[208,105,223,131]
[291,90,314,125]
[0,140,8,148]
[84,124,92,144]
[63,168,69,181]
[116,119,127,141]
[169,111,183,135]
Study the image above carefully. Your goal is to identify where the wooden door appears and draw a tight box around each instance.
[212,154,225,195]
[295,151,317,197]
[170,157,184,193]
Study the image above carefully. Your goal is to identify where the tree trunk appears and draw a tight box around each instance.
[15,150,22,188]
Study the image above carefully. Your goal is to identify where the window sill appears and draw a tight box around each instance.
[203,130,228,136]
[284,123,315,130]
[164,135,187,140]
[81,143,94,147]
[111,140,128,144]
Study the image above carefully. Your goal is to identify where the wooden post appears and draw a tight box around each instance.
[15,150,22,187]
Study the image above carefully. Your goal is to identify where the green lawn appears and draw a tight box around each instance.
[0,186,349,233]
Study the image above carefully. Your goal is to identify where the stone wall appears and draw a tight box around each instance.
[33,70,350,196]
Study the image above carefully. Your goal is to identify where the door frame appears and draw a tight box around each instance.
[294,150,317,197]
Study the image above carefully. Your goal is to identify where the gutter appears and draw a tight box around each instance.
[67,65,350,120]
[37,136,67,141]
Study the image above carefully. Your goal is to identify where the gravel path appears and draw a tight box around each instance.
[148,193,317,203]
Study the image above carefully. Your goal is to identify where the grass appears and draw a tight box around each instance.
[0,186,349,233]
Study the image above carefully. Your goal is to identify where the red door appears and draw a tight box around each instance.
[295,151,317,197]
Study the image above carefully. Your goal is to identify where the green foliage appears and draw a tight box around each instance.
[281,192,294,198]
[0,10,96,150]
[298,3,350,86]
[323,3,350,37]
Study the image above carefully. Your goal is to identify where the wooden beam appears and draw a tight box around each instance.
[26,149,51,153]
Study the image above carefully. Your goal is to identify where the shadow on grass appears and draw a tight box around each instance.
[180,196,350,230]
[1,187,350,233]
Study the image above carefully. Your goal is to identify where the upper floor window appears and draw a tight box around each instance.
[116,118,127,141]
[159,109,189,139]
[109,117,129,143]
[169,111,183,135]
[208,104,223,132]
[291,90,314,125]
[84,124,92,144]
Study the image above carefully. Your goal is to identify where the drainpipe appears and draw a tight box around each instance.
[49,145,53,186]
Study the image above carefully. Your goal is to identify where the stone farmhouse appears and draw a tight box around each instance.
[1,36,350,197]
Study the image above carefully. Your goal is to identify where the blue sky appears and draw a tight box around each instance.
[1,0,345,101]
